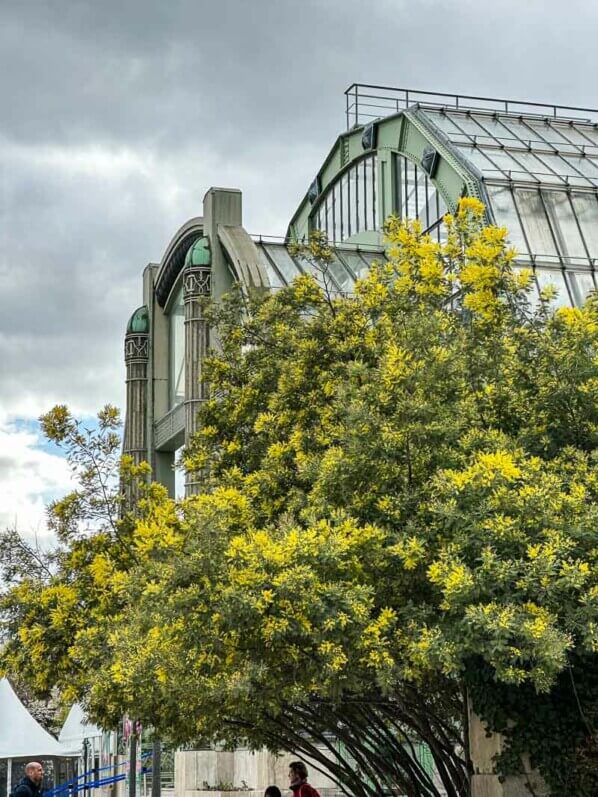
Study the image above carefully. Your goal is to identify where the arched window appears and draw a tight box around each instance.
[311,154,378,242]
[392,153,448,240]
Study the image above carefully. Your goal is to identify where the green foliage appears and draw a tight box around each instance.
[0,405,148,703]
[3,202,598,794]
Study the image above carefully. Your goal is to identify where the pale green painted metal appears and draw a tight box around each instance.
[286,109,483,243]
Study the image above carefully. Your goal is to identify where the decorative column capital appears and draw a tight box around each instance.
[124,333,149,363]
[183,267,212,300]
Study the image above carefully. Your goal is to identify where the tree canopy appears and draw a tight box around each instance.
[2,199,598,795]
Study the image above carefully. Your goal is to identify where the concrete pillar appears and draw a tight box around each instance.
[183,240,212,495]
[469,703,548,797]
[182,188,243,495]
[123,306,150,506]
[123,309,150,464]
[203,187,241,301]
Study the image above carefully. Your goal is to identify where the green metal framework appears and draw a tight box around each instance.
[287,84,598,309]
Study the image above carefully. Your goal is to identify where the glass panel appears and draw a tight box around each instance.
[571,193,598,258]
[362,158,369,231]
[360,251,383,275]
[405,160,418,219]
[425,111,464,136]
[337,182,344,242]
[437,191,448,219]
[349,163,361,234]
[561,155,598,184]
[542,191,587,259]
[328,254,355,292]
[484,148,529,179]
[423,188,438,231]
[512,150,566,183]
[438,222,449,245]
[330,193,336,238]
[486,184,529,256]
[553,123,593,146]
[373,165,379,230]
[393,153,402,216]
[449,113,490,138]
[567,271,596,307]
[496,116,544,143]
[293,251,340,290]
[340,249,371,280]
[363,156,373,231]
[370,156,378,230]
[256,244,284,289]
[341,171,350,240]
[573,126,598,147]
[415,169,429,224]
[169,284,185,408]
[472,115,519,142]
[263,243,301,284]
[456,145,496,175]
[325,193,333,241]
[535,268,571,308]
[359,159,368,233]
[522,119,571,147]
[538,154,592,187]
[514,189,558,258]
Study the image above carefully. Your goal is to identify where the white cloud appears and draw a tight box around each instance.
[0,416,73,540]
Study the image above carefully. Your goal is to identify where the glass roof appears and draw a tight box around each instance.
[420,107,598,289]
[339,86,598,311]
[422,108,598,188]
[253,241,384,295]
[251,242,595,311]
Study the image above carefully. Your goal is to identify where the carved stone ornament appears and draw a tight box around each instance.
[184,267,212,299]
[124,333,149,362]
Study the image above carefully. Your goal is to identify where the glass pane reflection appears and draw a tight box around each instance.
[169,285,185,408]
[568,271,596,306]
[514,190,558,257]
[535,269,571,308]
[486,184,529,256]
[571,193,598,257]
[542,191,586,259]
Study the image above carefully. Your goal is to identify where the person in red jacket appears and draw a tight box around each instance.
[288,762,321,797]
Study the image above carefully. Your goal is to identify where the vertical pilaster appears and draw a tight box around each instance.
[183,257,211,495]
[123,305,150,506]
[123,333,149,462]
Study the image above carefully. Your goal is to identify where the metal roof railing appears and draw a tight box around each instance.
[345,83,598,129]
[249,232,385,252]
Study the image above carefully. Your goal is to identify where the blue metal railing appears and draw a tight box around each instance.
[45,753,152,797]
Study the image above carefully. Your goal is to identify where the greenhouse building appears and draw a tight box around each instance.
[122,83,598,797]
[123,84,598,493]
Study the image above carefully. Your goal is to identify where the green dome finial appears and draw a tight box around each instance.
[185,236,211,267]
[127,305,149,334]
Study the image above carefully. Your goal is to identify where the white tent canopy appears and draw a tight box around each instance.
[58,704,101,755]
[0,678,74,759]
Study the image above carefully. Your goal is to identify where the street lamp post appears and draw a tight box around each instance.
[82,739,89,797]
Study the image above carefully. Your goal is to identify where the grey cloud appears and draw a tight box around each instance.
[3,0,598,424]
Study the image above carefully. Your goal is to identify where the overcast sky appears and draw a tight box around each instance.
[2,0,598,533]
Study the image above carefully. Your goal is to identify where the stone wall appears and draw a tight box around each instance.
[174,749,339,797]
[469,709,548,797]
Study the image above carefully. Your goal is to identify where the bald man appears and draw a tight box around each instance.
[14,763,44,797]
